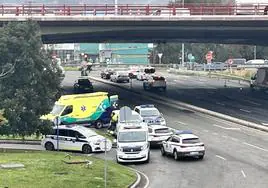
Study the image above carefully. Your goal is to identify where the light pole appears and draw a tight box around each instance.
[254,45,257,59]
[115,0,118,15]
[181,0,185,66]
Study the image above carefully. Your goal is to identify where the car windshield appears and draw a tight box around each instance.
[78,79,91,85]
[141,109,160,117]
[51,104,65,116]
[118,131,147,143]
[155,128,171,134]
[182,138,200,144]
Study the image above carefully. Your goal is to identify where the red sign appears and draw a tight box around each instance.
[206,53,213,61]
[228,59,233,65]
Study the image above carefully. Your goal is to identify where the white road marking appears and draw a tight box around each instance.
[241,170,246,178]
[215,155,226,161]
[177,121,187,125]
[231,137,239,142]
[173,80,178,82]
[212,132,218,135]
[216,102,225,106]
[239,109,251,113]
[243,100,261,106]
[203,130,209,132]
[261,123,268,126]
[243,142,268,152]
[213,124,241,130]
[222,135,228,138]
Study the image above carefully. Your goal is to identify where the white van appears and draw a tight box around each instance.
[116,124,150,163]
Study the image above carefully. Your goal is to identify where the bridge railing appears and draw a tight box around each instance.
[0,4,268,16]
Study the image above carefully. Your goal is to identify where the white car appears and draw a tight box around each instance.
[134,104,166,126]
[160,130,205,160]
[148,125,173,146]
[41,125,112,154]
[143,75,167,91]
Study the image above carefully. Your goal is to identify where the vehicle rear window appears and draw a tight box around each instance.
[78,79,91,85]
[153,76,165,81]
[155,128,170,134]
[182,138,200,144]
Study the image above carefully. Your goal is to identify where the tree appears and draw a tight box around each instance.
[0,21,62,137]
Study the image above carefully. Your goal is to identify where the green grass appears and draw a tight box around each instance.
[63,66,79,71]
[0,151,136,188]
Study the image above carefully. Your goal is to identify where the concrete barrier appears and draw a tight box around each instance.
[89,76,268,132]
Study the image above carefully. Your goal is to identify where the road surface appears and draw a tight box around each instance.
[62,71,268,188]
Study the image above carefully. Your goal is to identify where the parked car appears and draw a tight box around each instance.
[73,77,93,94]
[110,71,130,83]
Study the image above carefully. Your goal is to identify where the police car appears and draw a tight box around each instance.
[160,130,205,160]
[41,125,112,154]
[148,125,173,146]
[134,104,166,126]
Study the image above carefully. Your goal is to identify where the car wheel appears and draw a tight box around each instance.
[173,150,179,160]
[199,155,204,160]
[45,142,55,151]
[160,146,166,156]
[95,121,103,129]
[82,144,92,154]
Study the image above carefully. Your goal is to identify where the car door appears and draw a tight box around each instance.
[163,136,172,153]
[55,129,69,150]
[65,130,84,151]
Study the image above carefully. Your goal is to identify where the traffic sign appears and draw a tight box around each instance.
[228,59,233,65]
[206,53,212,61]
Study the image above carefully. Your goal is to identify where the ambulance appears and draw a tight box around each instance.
[41,92,118,129]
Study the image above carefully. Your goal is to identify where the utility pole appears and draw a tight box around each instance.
[254,45,257,59]
[181,0,185,66]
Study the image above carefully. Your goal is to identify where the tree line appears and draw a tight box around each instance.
[0,21,61,137]
[150,43,268,64]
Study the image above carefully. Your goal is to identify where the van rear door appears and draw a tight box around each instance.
[110,95,119,108]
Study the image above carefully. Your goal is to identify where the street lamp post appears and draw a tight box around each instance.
[115,0,118,15]
[181,0,185,66]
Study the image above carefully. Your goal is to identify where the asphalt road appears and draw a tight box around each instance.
[90,69,268,125]
[63,71,268,188]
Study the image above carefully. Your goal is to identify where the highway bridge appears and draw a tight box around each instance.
[1,4,268,45]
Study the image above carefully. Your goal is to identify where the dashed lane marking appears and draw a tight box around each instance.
[215,155,226,161]
[239,109,251,113]
[216,102,225,106]
[213,124,241,130]
[241,170,246,178]
[243,142,268,152]
[177,121,187,125]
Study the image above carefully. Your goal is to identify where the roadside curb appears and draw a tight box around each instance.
[89,76,268,133]
[128,172,141,188]
[0,139,41,145]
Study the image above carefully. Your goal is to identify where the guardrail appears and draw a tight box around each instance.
[0,3,268,16]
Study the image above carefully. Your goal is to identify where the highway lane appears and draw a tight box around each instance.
[64,71,268,188]
[89,69,268,125]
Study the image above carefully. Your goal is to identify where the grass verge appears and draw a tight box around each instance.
[0,134,41,141]
[0,151,136,188]
[63,66,79,71]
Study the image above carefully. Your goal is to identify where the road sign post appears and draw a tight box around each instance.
[158,53,163,64]
[54,116,60,151]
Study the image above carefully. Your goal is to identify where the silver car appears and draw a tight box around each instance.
[110,71,130,83]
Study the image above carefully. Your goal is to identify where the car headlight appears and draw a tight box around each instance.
[141,144,148,150]
[117,145,123,151]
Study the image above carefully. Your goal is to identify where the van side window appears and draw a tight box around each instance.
[61,105,73,116]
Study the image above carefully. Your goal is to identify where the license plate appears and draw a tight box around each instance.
[190,152,199,155]
[127,155,138,158]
